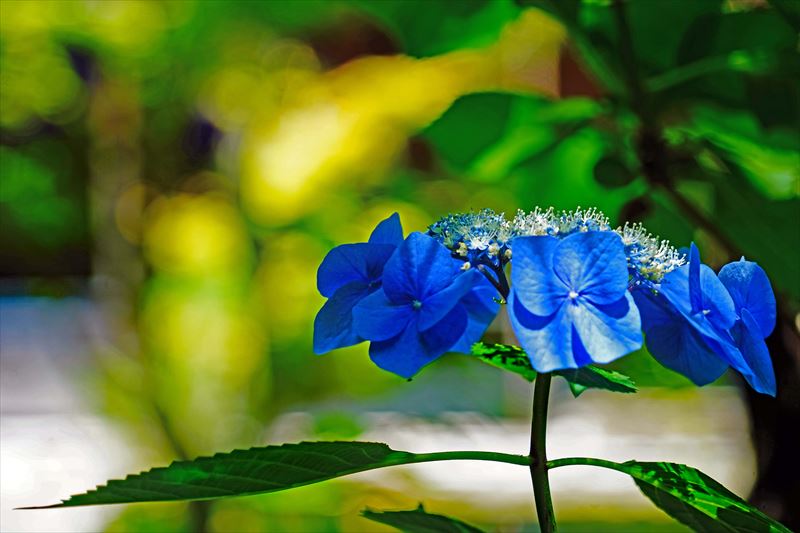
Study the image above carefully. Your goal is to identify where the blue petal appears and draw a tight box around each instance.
[733,308,776,396]
[718,259,776,338]
[640,275,747,380]
[352,288,413,342]
[552,231,629,305]
[368,304,468,378]
[510,236,567,316]
[313,281,370,354]
[368,212,404,246]
[569,292,642,365]
[420,303,469,356]
[381,232,462,303]
[418,269,482,331]
[688,242,703,315]
[633,289,728,386]
[317,242,396,298]
[659,264,737,337]
[450,279,501,353]
[507,292,573,372]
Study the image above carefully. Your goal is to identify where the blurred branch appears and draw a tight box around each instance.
[611,0,646,116]
[768,0,800,32]
[644,56,726,93]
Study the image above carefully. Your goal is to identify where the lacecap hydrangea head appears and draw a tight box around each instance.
[428,206,685,287]
[316,208,776,395]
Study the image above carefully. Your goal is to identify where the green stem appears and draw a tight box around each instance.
[548,456,631,475]
[402,450,530,467]
[530,373,556,532]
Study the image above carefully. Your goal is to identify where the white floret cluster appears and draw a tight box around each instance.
[428,206,684,283]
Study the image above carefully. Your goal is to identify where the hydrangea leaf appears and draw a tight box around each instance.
[624,461,792,533]
[361,504,485,533]
[549,458,791,533]
[22,442,411,508]
[470,342,538,381]
[470,342,637,396]
[21,442,529,509]
[557,365,638,398]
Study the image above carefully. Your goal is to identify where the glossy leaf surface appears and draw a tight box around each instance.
[471,342,637,396]
[626,461,792,533]
[362,504,485,533]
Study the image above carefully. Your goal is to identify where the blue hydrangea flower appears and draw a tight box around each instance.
[633,244,775,395]
[317,206,778,390]
[313,213,403,354]
[352,232,487,378]
[718,259,776,395]
[508,231,642,372]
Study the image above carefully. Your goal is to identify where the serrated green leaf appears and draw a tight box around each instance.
[625,461,792,533]
[471,342,537,381]
[21,442,412,509]
[362,504,485,533]
[22,442,529,509]
[470,343,637,395]
[549,458,791,532]
[557,366,638,397]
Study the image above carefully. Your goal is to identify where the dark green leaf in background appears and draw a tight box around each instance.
[362,504,485,533]
[423,94,604,183]
[594,156,637,189]
[353,0,520,57]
